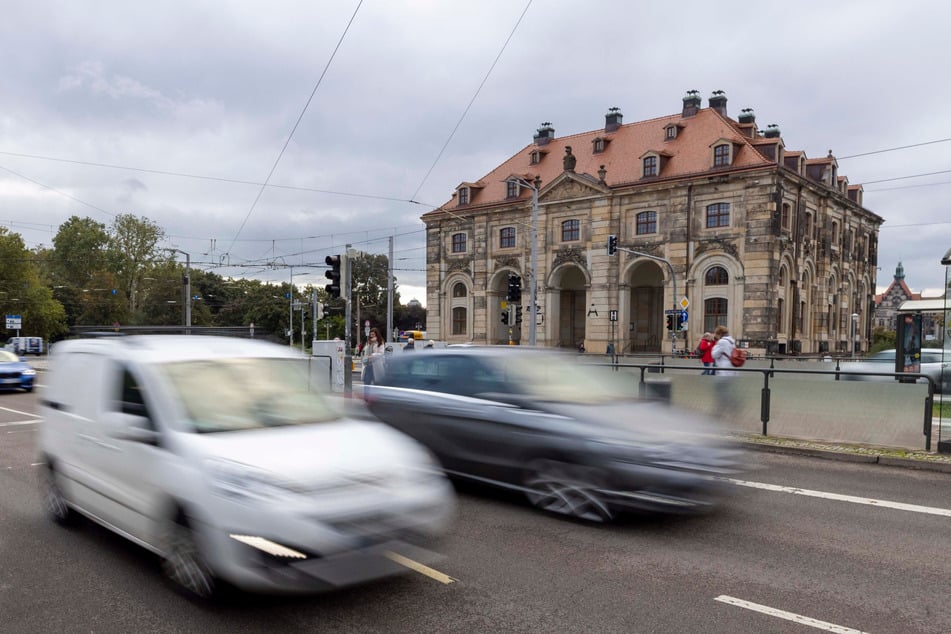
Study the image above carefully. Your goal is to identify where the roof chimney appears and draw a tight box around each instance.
[763,124,782,138]
[533,122,555,146]
[738,108,755,124]
[604,107,623,132]
[709,90,727,117]
[682,90,701,117]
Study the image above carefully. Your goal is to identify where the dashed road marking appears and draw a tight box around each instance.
[728,478,951,518]
[0,420,40,428]
[384,551,456,585]
[715,595,868,633]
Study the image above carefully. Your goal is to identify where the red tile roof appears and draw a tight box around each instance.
[425,106,835,217]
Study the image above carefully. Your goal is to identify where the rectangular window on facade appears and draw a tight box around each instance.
[636,211,657,235]
[452,307,467,335]
[705,203,730,228]
[703,297,728,333]
[500,226,516,248]
[506,181,518,198]
[781,203,790,230]
[451,232,467,253]
[561,219,580,242]
[713,144,730,167]
[643,156,657,177]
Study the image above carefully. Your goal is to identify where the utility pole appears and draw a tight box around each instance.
[387,236,394,346]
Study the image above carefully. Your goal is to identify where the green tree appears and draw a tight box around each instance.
[349,252,400,330]
[106,213,165,318]
[0,228,67,340]
[48,216,112,327]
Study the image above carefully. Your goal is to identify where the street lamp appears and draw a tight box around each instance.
[507,175,542,346]
[850,313,859,359]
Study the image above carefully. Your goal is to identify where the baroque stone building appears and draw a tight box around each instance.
[422,91,883,355]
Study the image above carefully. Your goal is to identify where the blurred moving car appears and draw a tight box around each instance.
[0,350,36,392]
[37,335,454,598]
[364,348,742,522]
[838,348,948,392]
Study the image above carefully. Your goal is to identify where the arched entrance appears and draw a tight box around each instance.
[625,261,664,353]
[549,264,587,349]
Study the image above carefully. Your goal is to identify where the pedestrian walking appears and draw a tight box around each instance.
[698,332,715,375]
[711,325,737,377]
[361,327,385,385]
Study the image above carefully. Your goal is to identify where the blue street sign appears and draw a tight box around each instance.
[681,310,688,322]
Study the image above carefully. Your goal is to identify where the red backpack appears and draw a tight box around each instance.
[730,345,747,367]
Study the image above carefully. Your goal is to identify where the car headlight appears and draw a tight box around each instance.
[205,459,300,502]
[21,368,36,376]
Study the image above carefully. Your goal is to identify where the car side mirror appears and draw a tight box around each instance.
[106,412,160,446]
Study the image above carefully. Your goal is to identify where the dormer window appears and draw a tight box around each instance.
[593,137,606,153]
[530,150,541,165]
[506,180,519,199]
[713,143,731,167]
[665,124,678,140]
[643,155,658,177]
[457,187,469,206]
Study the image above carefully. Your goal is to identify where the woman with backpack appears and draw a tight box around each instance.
[711,325,738,377]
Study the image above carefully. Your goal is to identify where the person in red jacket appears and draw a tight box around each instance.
[698,332,715,375]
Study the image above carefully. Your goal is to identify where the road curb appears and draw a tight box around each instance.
[743,441,951,473]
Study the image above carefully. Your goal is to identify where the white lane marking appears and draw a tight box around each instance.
[715,595,868,633]
[384,551,456,585]
[0,405,39,418]
[728,478,951,518]
[0,420,40,428]
[31,462,45,466]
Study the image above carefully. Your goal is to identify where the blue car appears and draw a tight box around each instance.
[0,350,36,392]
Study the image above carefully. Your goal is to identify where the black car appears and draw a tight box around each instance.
[364,348,742,522]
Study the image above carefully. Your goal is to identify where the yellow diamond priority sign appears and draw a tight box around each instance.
[680,297,689,310]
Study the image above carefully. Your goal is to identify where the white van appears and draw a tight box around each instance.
[37,335,454,598]
[7,336,44,355]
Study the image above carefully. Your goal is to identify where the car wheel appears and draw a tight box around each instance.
[43,465,75,525]
[523,458,613,523]
[162,515,216,600]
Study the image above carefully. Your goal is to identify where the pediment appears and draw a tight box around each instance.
[539,172,609,203]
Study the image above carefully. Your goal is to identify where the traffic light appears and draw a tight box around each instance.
[501,310,510,325]
[515,305,523,323]
[325,255,341,298]
[507,274,522,302]
[607,234,618,256]
[316,302,325,320]
[666,314,674,331]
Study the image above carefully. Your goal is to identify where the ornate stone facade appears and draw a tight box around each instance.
[422,93,883,355]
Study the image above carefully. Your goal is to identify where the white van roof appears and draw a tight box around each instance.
[52,335,305,364]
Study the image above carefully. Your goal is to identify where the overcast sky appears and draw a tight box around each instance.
[2,0,950,306]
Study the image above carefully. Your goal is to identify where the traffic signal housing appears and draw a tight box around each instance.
[666,314,674,331]
[507,274,522,302]
[607,234,618,256]
[325,255,342,298]
[515,305,523,323]
[501,310,510,325]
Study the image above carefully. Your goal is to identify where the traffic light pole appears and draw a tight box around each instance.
[614,245,679,354]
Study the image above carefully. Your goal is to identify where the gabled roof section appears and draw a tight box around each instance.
[424,107,782,217]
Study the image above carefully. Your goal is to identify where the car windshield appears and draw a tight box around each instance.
[495,354,636,404]
[0,351,19,363]
[160,357,338,433]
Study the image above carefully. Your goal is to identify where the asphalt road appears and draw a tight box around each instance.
[3,388,951,633]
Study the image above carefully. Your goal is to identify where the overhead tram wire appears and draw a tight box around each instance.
[222,0,364,259]
[0,164,116,219]
[409,0,533,203]
[0,149,423,204]
[837,137,951,160]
